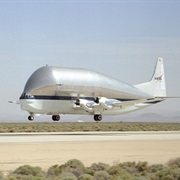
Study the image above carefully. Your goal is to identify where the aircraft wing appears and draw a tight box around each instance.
[112,97,166,108]
[73,97,166,114]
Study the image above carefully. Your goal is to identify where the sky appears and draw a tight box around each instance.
[0,0,180,122]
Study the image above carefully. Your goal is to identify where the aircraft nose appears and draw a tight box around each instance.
[22,66,55,96]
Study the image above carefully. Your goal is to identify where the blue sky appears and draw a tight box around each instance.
[0,1,180,122]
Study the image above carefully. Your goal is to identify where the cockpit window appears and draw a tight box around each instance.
[20,93,34,99]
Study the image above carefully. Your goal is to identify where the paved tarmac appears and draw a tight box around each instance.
[0,131,180,174]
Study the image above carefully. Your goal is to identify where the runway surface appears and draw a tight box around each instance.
[0,131,180,174]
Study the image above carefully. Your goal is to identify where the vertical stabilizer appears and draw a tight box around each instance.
[134,58,166,97]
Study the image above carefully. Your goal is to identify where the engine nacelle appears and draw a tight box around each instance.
[99,97,112,110]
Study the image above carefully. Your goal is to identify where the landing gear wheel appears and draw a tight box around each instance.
[28,115,34,121]
[94,114,102,122]
[52,115,60,121]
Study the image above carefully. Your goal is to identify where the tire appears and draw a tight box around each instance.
[28,116,34,121]
[94,114,102,121]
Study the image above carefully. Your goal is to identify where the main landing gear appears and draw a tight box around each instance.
[52,115,60,121]
[94,114,102,122]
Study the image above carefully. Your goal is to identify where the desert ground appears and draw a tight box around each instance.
[0,132,180,174]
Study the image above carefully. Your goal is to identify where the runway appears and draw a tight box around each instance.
[0,132,180,174]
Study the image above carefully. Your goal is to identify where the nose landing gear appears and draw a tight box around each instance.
[28,115,34,121]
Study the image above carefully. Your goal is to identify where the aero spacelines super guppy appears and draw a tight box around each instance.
[11,58,167,121]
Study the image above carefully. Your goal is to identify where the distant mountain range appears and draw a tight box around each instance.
[117,113,180,123]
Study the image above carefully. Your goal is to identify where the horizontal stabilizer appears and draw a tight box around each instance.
[9,100,20,104]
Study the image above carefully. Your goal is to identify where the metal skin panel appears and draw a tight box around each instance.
[20,66,151,99]
[19,66,153,116]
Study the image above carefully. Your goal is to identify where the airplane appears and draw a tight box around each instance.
[10,58,168,121]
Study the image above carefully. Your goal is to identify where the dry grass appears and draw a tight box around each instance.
[0,122,179,133]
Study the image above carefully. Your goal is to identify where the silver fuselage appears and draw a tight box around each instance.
[20,66,153,115]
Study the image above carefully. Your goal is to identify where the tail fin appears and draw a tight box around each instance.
[134,58,166,97]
